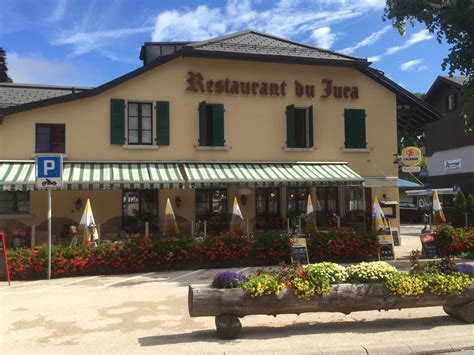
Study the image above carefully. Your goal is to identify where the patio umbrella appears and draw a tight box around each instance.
[432,189,446,225]
[305,194,317,234]
[230,197,245,234]
[79,198,98,243]
[162,197,179,238]
[372,196,388,233]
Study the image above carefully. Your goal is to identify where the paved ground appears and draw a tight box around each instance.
[1,224,473,354]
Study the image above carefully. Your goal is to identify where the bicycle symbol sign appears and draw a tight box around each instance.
[35,155,63,189]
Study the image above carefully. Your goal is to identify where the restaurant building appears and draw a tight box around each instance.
[0,30,438,245]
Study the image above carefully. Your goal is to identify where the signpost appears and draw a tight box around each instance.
[35,155,63,280]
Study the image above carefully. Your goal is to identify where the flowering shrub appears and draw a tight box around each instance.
[252,231,291,264]
[212,272,247,288]
[424,272,472,296]
[307,228,379,262]
[199,232,251,263]
[346,261,397,283]
[435,225,474,256]
[242,273,284,297]
[7,247,46,280]
[454,263,474,276]
[385,273,428,297]
[305,262,348,284]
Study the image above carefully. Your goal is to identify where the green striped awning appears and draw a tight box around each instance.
[183,162,363,188]
[0,162,184,191]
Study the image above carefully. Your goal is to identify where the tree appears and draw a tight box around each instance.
[0,47,12,83]
[413,92,426,100]
[384,0,474,131]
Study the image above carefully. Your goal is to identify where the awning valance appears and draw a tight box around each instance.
[0,162,185,191]
[183,162,363,188]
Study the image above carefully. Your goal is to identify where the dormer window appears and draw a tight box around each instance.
[447,93,457,111]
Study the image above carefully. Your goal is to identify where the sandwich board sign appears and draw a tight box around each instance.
[35,155,63,189]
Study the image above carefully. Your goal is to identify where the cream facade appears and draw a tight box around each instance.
[0,31,425,245]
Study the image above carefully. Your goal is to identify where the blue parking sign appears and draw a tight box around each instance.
[36,155,63,189]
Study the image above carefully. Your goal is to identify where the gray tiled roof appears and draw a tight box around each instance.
[0,83,92,109]
[185,30,364,62]
[441,76,468,86]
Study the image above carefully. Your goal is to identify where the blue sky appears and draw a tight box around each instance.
[0,0,453,93]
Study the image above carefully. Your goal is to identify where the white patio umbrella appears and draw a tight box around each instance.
[230,197,245,234]
[162,197,179,238]
[79,198,98,243]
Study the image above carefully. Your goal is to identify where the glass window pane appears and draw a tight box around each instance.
[142,116,152,130]
[212,189,227,213]
[0,192,14,213]
[129,103,138,117]
[129,116,138,130]
[142,130,152,144]
[142,104,151,117]
[128,130,139,144]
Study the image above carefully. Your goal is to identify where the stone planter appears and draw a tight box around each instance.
[188,284,474,339]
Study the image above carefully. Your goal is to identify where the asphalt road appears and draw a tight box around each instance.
[1,224,473,354]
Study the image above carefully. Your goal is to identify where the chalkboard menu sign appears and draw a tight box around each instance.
[290,238,309,265]
[420,233,438,259]
[377,234,396,261]
[391,230,400,246]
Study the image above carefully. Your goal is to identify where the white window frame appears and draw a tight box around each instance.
[123,100,158,149]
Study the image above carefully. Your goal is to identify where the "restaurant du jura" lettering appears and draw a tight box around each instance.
[185,71,359,99]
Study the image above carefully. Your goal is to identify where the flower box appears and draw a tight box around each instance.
[188,283,474,339]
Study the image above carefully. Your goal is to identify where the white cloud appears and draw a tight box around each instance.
[385,29,433,55]
[400,59,423,71]
[7,52,95,86]
[50,0,386,60]
[311,27,336,49]
[48,0,67,23]
[340,25,390,54]
[52,27,153,58]
[368,55,382,62]
[150,0,385,42]
[418,65,428,71]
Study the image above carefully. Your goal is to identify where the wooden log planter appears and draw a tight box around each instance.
[188,284,474,339]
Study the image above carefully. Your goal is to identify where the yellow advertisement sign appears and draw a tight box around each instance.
[401,146,422,166]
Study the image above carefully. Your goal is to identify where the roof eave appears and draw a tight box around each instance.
[360,67,441,119]
[181,48,370,68]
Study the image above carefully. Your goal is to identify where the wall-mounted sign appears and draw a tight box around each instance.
[402,166,421,173]
[400,146,422,167]
[444,159,461,174]
[185,71,359,99]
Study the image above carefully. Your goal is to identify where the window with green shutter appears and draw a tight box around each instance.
[110,99,125,145]
[198,101,225,146]
[156,101,169,145]
[286,105,313,148]
[344,109,366,149]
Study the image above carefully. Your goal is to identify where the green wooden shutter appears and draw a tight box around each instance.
[198,101,207,146]
[155,101,169,145]
[110,99,125,145]
[308,105,314,147]
[286,105,295,148]
[344,109,366,148]
[212,104,225,146]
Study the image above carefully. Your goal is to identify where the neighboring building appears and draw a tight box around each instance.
[0,30,438,245]
[0,83,91,109]
[424,76,474,194]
